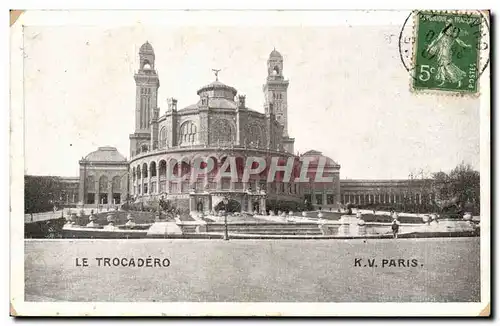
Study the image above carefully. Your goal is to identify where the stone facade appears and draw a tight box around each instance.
[78,147,128,208]
[67,42,438,214]
[300,150,341,211]
[339,179,435,207]
[126,43,306,213]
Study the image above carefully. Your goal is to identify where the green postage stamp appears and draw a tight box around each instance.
[412,11,486,94]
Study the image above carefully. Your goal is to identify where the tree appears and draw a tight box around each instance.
[431,163,480,214]
[25,175,63,213]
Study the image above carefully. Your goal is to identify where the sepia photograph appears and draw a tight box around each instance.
[10,9,490,316]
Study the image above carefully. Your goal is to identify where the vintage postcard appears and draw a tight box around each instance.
[10,10,490,316]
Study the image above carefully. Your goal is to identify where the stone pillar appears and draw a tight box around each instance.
[393,194,396,203]
[189,195,195,212]
[156,165,160,194]
[132,174,136,196]
[229,179,235,191]
[204,196,212,212]
[148,173,152,197]
[177,160,183,193]
[107,180,112,206]
[358,194,361,205]
[247,195,253,213]
[322,192,327,207]
[140,169,144,196]
[260,197,266,214]
[78,170,85,204]
[95,179,100,205]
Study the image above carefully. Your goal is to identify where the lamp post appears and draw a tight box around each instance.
[223,197,229,241]
[408,172,414,213]
[82,157,87,210]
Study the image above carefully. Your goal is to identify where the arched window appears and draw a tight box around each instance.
[273,66,280,75]
[136,166,141,179]
[142,60,151,70]
[179,121,197,145]
[159,160,167,177]
[99,176,108,193]
[159,127,167,149]
[210,119,234,146]
[150,161,157,177]
[247,123,265,148]
[141,144,149,153]
[132,167,136,181]
[85,176,95,192]
[142,163,148,178]
[112,176,121,193]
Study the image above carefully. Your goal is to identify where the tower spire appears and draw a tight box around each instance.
[264,48,289,136]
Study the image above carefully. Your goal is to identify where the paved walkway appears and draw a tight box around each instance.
[25,237,480,302]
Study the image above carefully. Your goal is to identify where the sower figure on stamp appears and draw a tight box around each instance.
[425,19,472,87]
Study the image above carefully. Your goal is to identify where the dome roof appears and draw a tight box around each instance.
[85,147,127,163]
[196,80,237,97]
[269,49,283,59]
[301,150,339,167]
[139,41,154,53]
[181,98,238,111]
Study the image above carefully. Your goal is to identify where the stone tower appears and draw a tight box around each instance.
[129,41,160,157]
[263,49,290,137]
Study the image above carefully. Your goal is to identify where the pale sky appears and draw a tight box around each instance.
[23,21,480,179]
